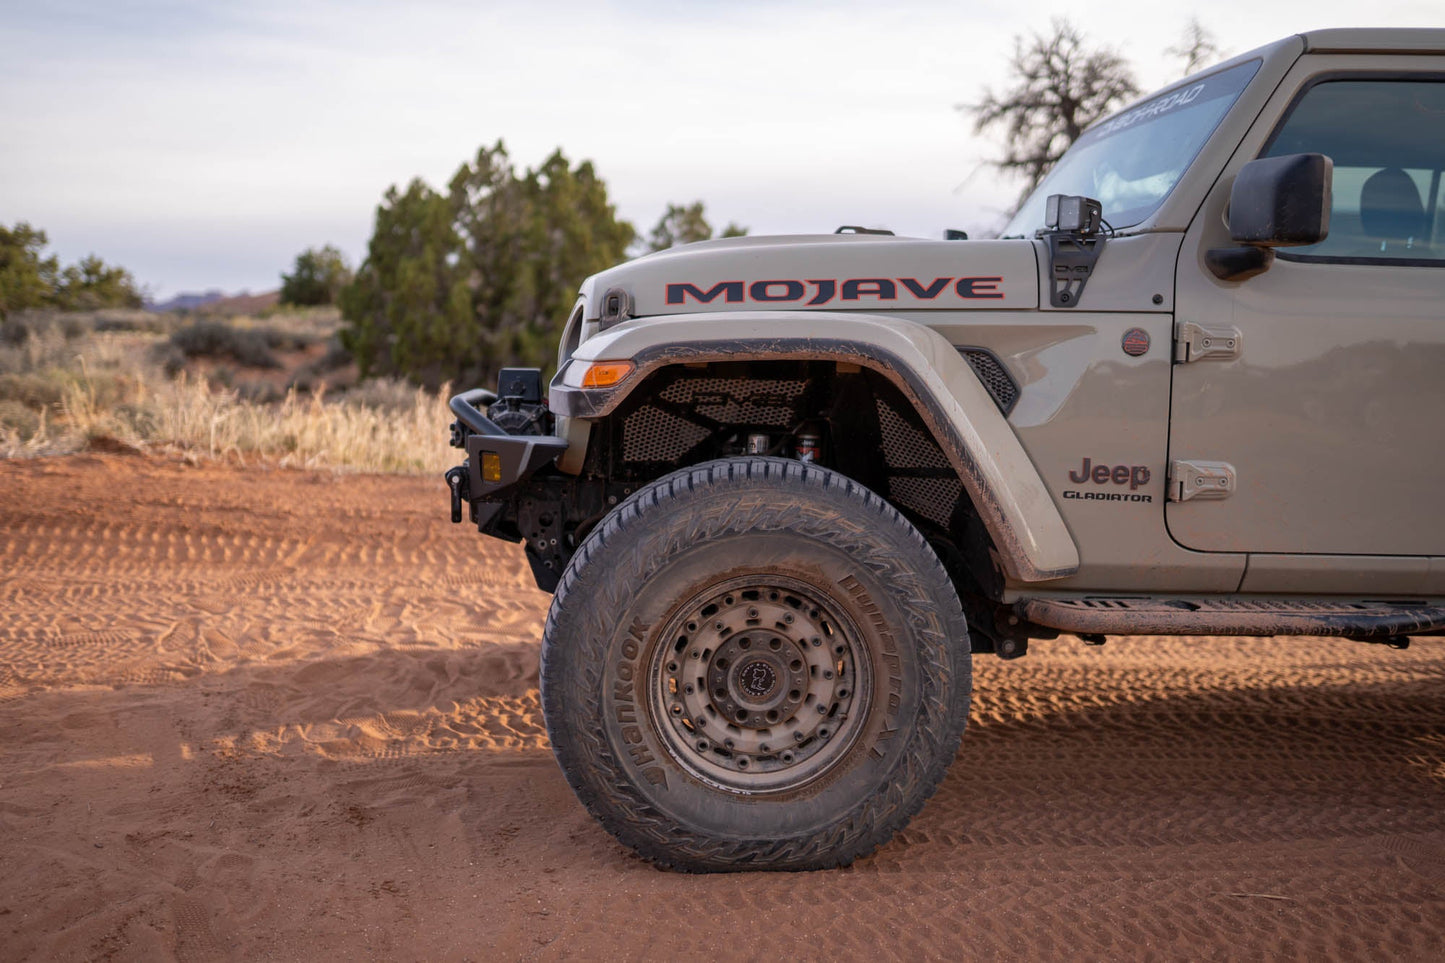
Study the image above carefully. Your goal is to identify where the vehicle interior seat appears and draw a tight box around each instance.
[1357,166,1429,256]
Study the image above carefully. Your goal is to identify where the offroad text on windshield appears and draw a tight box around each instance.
[1002,59,1262,236]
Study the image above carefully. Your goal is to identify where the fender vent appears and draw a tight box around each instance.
[958,347,1019,415]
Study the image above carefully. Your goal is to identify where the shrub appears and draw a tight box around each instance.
[92,312,176,334]
[168,322,282,368]
[0,398,41,439]
[281,245,352,306]
[0,371,68,411]
[150,341,188,377]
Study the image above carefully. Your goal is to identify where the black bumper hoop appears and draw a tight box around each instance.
[446,387,570,524]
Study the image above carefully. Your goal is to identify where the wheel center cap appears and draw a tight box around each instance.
[738,660,777,698]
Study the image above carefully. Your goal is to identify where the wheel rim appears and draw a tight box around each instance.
[648,575,871,794]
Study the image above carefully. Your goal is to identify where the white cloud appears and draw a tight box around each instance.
[0,0,1437,296]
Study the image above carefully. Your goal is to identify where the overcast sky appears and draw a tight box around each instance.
[2,0,1439,299]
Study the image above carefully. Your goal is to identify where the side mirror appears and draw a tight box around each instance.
[1207,153,1333,281]
[1230,153,1332,245]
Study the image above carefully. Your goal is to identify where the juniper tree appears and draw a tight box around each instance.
[646,202,748,253]
[281,245,353,307]
[1,222,141,317]
[340,142,635,388]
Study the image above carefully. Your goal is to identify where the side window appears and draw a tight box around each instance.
[1264,78,1445,264]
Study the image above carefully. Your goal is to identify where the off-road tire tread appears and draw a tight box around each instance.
[541,457,970,872]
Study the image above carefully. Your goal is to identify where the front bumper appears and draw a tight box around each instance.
[445,387,568,526]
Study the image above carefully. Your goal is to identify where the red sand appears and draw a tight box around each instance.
[2,454,1443,960]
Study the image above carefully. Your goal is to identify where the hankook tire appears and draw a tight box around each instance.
[540,457,972,872]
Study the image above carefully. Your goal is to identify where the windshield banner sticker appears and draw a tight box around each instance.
[1084,59,1261,145]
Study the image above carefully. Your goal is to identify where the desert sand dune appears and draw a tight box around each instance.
[1,454,1442,960]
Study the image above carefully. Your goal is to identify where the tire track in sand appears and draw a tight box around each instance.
[0,454,1441,961]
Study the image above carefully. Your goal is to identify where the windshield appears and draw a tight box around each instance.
[1001,59,1261,236]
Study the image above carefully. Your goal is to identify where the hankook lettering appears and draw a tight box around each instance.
[612,618,668,788]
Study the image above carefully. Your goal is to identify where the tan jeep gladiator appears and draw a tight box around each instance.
[444,28,1445,872]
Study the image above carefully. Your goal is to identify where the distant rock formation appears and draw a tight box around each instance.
[148,289,281,315]
[147,290,227,313]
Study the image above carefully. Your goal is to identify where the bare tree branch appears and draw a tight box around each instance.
[963,19,1139,207]
[1167,18,1227,77]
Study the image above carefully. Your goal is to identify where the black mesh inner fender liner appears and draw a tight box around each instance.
[549,335,1075,584]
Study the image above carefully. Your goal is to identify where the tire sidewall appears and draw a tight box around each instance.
[542,459,969,867]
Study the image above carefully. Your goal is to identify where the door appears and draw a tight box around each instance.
[1169,70,1445,556]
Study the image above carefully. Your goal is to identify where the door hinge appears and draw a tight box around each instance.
[1169,460,1237,502]
[1173,321,1242,363]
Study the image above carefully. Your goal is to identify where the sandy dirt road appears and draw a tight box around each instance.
[2,454,1443,961]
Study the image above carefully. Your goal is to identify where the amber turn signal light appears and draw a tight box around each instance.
[480,451,502,483]
[580,361,635,388]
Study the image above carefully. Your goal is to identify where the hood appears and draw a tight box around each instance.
[581,234,1039,321]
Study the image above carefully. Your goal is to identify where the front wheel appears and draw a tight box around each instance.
[540,458,971,871]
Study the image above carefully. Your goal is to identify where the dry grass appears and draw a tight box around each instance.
[55,373,454,473]
[0,308,455,474]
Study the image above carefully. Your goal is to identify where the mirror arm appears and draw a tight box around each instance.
[1205,246,1275,282]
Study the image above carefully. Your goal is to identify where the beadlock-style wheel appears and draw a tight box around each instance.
[541,458,972,872]
[651,576,869,792]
